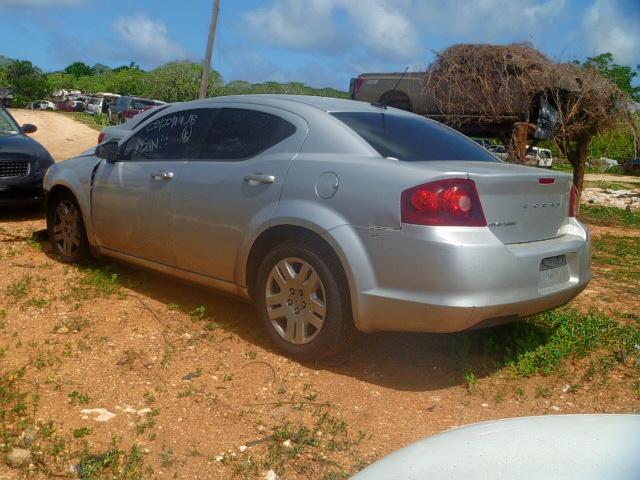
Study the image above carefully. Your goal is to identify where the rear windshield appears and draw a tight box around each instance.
[131,99,154,110]
[331,111,498,162]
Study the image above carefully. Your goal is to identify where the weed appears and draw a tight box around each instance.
[68,390,91,406]
[143,391,156,405]
[177,386,197,398]
[599,355,616,374]
[243,350,258,360]
[168,302,182,311]
[160,346,174,367]
[6,274,31,301]
[24,297,49,309]
[205,321,219,331]
[135,408,160,436]
[73,427,92,438]
[536,386,552,399]
[160,447,175,468]
[464,371,477,392]
[223,373,235,382]
[190,305,207,321]
[73,264,121,298]
[507,308,640,377]
[76,441,145,479]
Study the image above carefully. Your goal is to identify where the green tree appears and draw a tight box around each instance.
[0,67,10,89]
[91,63,111,75]
[7,60,48,106]
[64,61,94,78]
[583,53,640,101]
[46,72,79,92]
[144,61,223,102]
[102,68,146,96]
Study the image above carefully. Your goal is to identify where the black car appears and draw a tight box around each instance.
[0,106,54,206]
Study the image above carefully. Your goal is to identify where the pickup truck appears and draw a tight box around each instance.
[349,72,561,141]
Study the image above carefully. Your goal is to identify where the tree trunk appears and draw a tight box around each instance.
[507,122,531,164]
[564,134,590,210]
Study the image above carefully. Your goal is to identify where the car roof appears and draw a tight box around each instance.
[184,94,396,114]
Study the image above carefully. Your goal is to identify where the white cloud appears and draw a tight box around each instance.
[244,0,342,52]
[582,0,640,65]
[113,13,188,65]
[0,0,85,5]
[340,0,421,59]
[242,0,571,62]
[412,0,567,39]
[244,0,419,59]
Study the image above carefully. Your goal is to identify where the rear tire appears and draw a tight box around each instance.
[47,191,90,264]
[255,239,356,361]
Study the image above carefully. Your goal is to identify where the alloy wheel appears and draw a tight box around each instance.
[265,257,327,345]
[51,200,81,257]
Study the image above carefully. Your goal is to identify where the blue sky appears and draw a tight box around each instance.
[0,0,638,90]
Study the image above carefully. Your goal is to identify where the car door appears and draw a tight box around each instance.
[171,105,308,283]
[91,106,212,266]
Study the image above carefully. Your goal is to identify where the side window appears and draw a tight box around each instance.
[121,109,212,161]
[198,108,296,160]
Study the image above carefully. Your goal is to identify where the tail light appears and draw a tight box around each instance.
[351,78,365,97]
[97,132,105,144]
[401,179,486,227]
[568,185,578,217]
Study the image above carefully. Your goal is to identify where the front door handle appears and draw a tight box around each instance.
[244,173,275,186]
[151,170,174,180]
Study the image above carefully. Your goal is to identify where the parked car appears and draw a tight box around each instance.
[487,144,509,161]
[622,157,640,176]
[471,138,493,149]
[525,146,554,168]
[97,103,171,144]
[56,100,84,112]
[29,100,57,111]
[352,415,640,480]
[108,96,165,124]
[0,105,54,206]
[85,97,103,115]
[43,95,591,359]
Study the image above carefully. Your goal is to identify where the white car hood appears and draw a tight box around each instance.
[352,415,640,480]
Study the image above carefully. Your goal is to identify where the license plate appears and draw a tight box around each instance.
[539,255,569,290]
[540,255,567,271]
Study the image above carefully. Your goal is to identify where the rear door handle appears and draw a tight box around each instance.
[244,173,275,185]
[151,170,174,180]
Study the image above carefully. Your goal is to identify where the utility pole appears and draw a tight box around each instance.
[199,0,221,99]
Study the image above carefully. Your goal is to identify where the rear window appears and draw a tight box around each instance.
[331,112,498,162]
[198,108,296,160]
[131,99,154,110]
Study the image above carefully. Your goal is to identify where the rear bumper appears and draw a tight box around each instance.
[331,219,591,333]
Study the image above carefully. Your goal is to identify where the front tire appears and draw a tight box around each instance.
[47,192,90,263]
[255,239,356,361]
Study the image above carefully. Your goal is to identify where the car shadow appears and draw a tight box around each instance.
[38,236,548,393]
[0,205,44,222]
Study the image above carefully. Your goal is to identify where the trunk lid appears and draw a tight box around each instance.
[423,161,572,244]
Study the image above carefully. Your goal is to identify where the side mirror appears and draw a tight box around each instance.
[22,124,37,134]
[96,139,120,163]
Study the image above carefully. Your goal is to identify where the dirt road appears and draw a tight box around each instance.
[9,109,98,161]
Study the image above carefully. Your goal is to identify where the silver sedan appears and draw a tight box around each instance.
[43,95,591,359]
